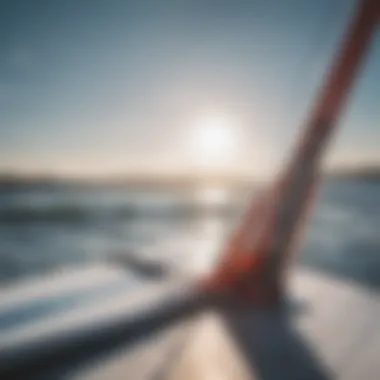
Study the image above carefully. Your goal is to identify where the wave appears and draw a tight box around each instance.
[0,203,237,224]
[0,206,95,224]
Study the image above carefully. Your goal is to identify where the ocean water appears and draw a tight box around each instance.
[0,180,379,290]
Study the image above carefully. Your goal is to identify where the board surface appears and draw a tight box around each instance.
[1,265,379,379]
[70,267,380,380]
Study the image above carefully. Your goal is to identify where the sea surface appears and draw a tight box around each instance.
[0,180,379,290]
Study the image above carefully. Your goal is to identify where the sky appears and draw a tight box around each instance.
[0,0,379,179]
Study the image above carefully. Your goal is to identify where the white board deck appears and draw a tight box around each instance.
[1,265,379,379]
[72,267,380,380]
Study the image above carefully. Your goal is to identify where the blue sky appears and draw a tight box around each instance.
[0,0,379,179]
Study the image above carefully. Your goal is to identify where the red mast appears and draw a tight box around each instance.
[203,0,380,304]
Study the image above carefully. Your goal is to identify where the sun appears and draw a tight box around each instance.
[189,114,236,166]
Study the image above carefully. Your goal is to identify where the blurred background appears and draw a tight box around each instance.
[0,0,379,291]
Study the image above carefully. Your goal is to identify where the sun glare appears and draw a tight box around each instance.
[189,114,236,165]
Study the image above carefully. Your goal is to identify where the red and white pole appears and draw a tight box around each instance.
[202,0,380,305]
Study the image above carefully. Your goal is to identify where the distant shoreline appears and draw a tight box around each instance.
[0,173,255,191]
[0,168,379,190]
[325,167,380,183]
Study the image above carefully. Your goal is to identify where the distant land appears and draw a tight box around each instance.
[0,165,379,190]
[0,172,256,191]
[325,165,380,182]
